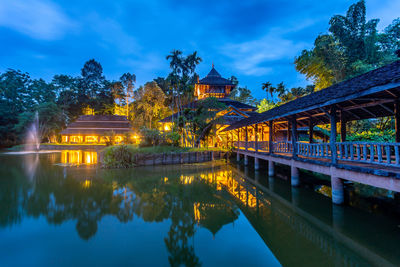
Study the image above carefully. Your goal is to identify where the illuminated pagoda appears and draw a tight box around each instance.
[159,64,258,147]
[60,115,134,144]
[195,64,235,99]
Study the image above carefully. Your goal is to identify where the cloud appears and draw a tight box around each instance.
[220,26,311,76]
[0,0,75,40]
[85,14,141,56]
[367,0,400,30]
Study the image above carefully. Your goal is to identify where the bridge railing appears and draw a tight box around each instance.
[336,142,400,167]
[234,140,400,167]
[272,141,293,154]
[297,142,331,159]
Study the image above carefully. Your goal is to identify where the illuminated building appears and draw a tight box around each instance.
[158,64,259,147]
[60,115,135,144]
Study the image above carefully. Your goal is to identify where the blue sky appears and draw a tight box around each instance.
[0,0,399,99]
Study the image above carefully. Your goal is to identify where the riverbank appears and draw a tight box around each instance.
[6,143,106,151]
[100,145,228,168]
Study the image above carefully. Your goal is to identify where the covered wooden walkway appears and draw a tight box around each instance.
[223,60,400,204]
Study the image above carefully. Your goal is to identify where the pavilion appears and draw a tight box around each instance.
[60,115,134,144]
[222,59,400,205]
[159,65,258,147]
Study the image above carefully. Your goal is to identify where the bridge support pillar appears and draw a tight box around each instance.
[291,164,300,187]
[331,176,344,205]
[332,205,345,230]
[255,171,260,183]
[254,157,259,170]
[244,155,248,166]
[291,187,300,206]
[268,161,275,177]
[268,177,274,191]
[236,152,240,162]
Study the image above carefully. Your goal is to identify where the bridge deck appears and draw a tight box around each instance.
[237,148,400,178]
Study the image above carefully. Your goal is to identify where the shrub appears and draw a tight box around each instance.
[102,145,135,168]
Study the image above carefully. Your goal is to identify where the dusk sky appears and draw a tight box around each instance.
[0,0,399,99]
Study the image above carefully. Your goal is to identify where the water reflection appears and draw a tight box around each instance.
[1,153,400,266]
[61,150,97,166]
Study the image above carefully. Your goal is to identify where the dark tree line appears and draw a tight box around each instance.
[0,59,122,146]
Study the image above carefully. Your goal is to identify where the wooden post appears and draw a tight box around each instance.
[309,117,314,144]
[330,105,338,164]
[287,120,291,141]
[255,125,258,152]
[261,125,264,141]
[340,111,347,142]
[269,120,274,153]
[245,126,248,151]
[291,116,298,158]
[395,101,400,143]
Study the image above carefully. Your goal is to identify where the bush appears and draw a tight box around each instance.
[102,145,135,168]
[139,127,180,147]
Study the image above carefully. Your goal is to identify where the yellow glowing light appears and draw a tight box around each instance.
[85,136,99,143]
[82,179,91,188]
[61,150,97,165]
[115,135,124,143]
[70,136,83,143]
[164,123,171,131]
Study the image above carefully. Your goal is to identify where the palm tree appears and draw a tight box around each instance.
[166,50,183,74]
[261,82,274,100]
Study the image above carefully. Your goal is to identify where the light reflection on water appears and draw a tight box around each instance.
[60,150,97,166]
[0,152,400,266]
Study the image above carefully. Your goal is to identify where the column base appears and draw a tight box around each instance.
[268,160,274,177]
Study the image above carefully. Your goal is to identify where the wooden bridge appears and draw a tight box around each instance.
[221,60,400,204]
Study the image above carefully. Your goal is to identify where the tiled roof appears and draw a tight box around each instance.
[61,115,132,135]
[224,60,400,131]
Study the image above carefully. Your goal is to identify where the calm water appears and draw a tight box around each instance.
[1,151,400,266]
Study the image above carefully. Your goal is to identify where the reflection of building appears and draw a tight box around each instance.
[61,150,98,166]
[60,115,135,144]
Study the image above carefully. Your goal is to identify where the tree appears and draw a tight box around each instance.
[295,0,399,90]
[261,82,274,99]
[165,50,202,121]
[257,99,276,113]
[79,59,113,114]
[132,82,169,129]
[14,102,67,143]
[229,76,256,105]
[0,69,31,145]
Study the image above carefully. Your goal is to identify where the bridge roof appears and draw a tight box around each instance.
[224,60,400,131]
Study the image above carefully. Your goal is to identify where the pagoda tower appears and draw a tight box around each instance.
[194,64,235,100]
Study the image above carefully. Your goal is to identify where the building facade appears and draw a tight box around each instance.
[60,115,135,144]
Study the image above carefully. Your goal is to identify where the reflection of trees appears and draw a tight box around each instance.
[1,157,240,264]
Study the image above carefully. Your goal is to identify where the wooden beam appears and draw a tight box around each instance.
[269,121,274,153]
[385,89,398,98]
[254,124,258,152]
[309,116,314,144]
[379,104,394,114]
[291,116,298,158]
[340,111,347,142]
[245,126,248,151]
[330,105,337,164]
[395,101,400,143]
[345,99,393,111]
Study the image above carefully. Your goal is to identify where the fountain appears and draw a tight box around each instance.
[3,111,58,155]
[25,111,41,152]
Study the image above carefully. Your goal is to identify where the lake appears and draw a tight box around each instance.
[0,151,399,266]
